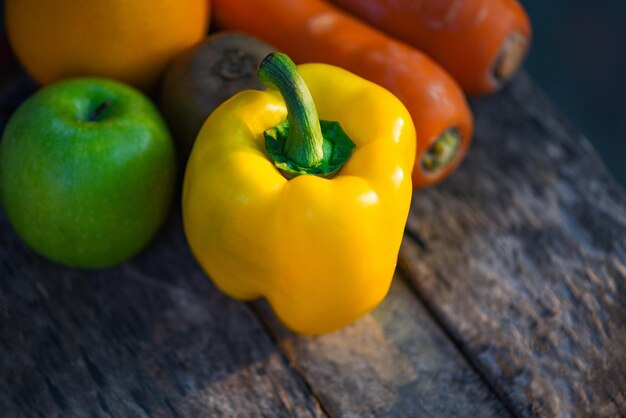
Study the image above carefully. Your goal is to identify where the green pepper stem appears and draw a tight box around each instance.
[257,52,324,168]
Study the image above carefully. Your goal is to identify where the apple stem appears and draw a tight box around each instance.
[89,100,113,122]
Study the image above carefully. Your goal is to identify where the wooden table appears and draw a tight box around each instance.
[0,66,624,417]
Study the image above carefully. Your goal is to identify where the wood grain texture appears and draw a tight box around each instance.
[255,275,512,418]
[399,73,626,418]
[0,207,325,418]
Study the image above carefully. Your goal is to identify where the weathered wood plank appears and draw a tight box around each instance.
[399,73,626,418]
[0,207,325,417]
[255,273,512,418]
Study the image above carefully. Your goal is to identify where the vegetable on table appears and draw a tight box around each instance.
[329,0,531,95]
[213,0,472,188]
[182,52,415,335]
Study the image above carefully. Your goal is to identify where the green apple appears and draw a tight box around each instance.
[0,77,176,268]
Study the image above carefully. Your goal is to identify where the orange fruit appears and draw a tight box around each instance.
[5,0,210,90]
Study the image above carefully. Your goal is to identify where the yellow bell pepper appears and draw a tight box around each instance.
[182,52,415,335]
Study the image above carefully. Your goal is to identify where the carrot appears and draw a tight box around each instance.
[329,0,532,95]
[213,0,473,189]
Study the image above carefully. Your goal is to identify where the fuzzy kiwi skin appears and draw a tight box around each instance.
[160,32,275,162]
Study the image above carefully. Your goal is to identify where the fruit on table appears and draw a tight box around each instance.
[161,32,274,161]
[0,78,176,268]
[5,0,210,90]
[183,53,415,335]
[213,0,472,189]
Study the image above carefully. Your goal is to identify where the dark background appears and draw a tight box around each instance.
[1,1,625,186]
[520,0,626,186]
